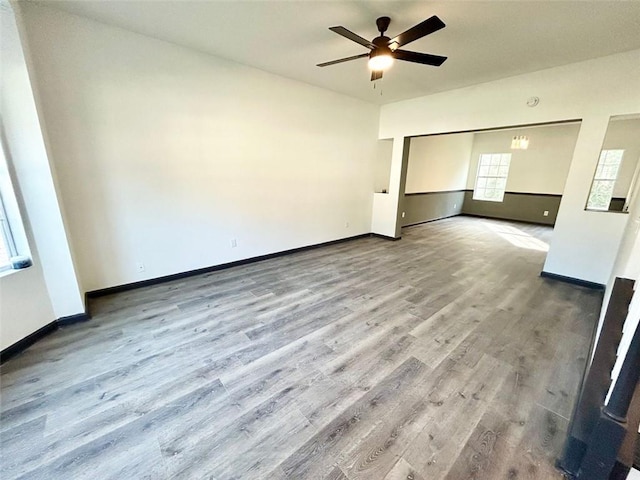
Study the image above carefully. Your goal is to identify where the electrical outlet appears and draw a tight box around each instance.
[230,238,237,248]
[345,221,349,228]
[543,210,549,217]
[402,212,405,218]
[136,262,145,272]
[454,203,457,209]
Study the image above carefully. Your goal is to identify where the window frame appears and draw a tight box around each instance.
[0,144,29,273]
[586,149,625,211]
[0,189,18,272]
[472,153,512,203]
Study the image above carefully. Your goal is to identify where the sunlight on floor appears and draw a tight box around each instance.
[483,222,550,252]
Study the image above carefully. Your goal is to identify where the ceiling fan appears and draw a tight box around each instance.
[317,15,447,81]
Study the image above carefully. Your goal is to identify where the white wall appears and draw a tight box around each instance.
[18,3,380,292]
[601,117,640,198]
[379,49,640,284]
[0,3,56,350]
[406,133,473,193]
[5,3,84,318]
[466,123,580,194]
[374,139,393,193]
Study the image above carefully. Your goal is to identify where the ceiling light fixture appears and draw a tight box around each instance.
[511,135,530,150]
[368,46,394,71]
[317,16,446,81]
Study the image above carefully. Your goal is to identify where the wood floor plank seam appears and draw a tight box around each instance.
[535,401,571,422]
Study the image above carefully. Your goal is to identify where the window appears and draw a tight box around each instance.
[473,153,511,202]
[0,146,29,273]
[587,149,624,211]
[0,195,18,271]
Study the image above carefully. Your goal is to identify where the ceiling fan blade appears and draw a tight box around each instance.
[317,53,369,67]
[329,26,376,49]
[371,70,383,81]
[393,49,447,66]
[389,15,445,49]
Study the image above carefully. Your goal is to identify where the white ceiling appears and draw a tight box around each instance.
[31,0,640,104]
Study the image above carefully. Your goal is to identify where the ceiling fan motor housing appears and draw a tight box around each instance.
[373,36,391,48]
[376,16,391,34]
[371,36,393,58]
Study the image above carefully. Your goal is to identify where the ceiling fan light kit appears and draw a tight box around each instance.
[368,47,394,71]
[318,15,447,81]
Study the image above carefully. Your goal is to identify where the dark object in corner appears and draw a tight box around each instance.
[609,198,626,212]
[10,255,32,269]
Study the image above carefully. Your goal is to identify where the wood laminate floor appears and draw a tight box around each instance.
[0,217,602,480]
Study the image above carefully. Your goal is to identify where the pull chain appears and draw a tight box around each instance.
[373,78,384,96]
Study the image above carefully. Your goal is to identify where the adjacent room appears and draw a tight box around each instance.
[1,1,640,479]
[398,121,582,227]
